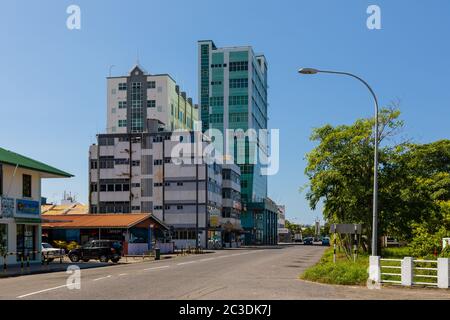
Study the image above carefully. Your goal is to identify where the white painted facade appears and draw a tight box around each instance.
[1,165,47,265]
[89,131,224,249]
[106,68,197,134]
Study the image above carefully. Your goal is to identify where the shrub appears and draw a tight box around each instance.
[408,225,448,258]
[67,241,80,251]
[53,240,68,250]
[301,248,369,285]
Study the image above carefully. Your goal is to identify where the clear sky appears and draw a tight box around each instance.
[1,0,449,224]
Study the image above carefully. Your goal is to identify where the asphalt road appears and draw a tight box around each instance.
[1,245,450,300]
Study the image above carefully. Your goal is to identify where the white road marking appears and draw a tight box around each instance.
[93,275,112,281]
[17,284,71,299]
[118,273,128,276]
[143,265,170,271]
[199,257,215,262]
[177,261,196,266]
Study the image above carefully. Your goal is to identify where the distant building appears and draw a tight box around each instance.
[198,40,277,245]
[277,205,290,242]
[221,164,243,247]
[89,128,224,249]
[106,65,198,134]
[0,147,72,265]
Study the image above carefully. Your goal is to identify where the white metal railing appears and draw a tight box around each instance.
[380,258,402,284]
[412,259,438,286]
[371,257,450,289]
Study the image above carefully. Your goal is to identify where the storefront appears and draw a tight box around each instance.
[42,213,170,255]
[0,147,72,265]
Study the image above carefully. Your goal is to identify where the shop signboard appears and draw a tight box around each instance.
[16,199,40,216]
[0,197,14,218]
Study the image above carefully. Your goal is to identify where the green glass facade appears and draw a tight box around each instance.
[198,40,277,245]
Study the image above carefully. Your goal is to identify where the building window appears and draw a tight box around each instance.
[229,78,248,89]
[154,159,163,165]
[211,81,222,85]
[22,174,32,198]
[177,205,183,210]
[229,61,248,72]
[99,157,114,169]
[131,206,140,211]
[164,205,171,210]
[209,96,224,106]
[154,206,163,210]
[147,81,156,89]
[16,225,37,261]
[118,119,127,127]
[118,83,127,91]
[90,183,98,193]
[229,95,248,106]
[132,160,140,166]
[118,101,127,109]
[210,114,223,123]
[177,182,184,186]
[98,137,115,146]
[229,113,248,123]
[147,100,156,108]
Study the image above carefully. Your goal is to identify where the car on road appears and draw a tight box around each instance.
[68,240,122,263]
[321,237,330,246]
[303,237,314,245]
[41,242,65,263]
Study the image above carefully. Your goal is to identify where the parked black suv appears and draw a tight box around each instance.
[68,240,122,263]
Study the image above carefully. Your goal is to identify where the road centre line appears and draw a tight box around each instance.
[177,261,197,266]
[17,284,71,299]
[93,275,112,281]
[199,257,215,262]
[143,265,170,271]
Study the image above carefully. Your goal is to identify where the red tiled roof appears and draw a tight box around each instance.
[42,214,154,229]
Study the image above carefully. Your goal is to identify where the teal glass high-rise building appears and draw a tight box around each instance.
[198,40,277,245]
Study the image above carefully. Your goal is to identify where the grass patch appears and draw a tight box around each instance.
[300,248,369,286]
[301,246,438,286]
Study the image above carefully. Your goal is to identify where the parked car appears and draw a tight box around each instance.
[303,237,314,245]
[321,237,330,246]
[68,240,122,263]
[41,242,65,263]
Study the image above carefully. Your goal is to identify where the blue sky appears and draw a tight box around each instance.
[1,1,449,224]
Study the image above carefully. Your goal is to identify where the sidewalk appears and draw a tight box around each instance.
[0,252,200,278]
[0,260,112,278]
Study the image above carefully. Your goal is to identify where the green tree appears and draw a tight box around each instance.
[304,107,450,253]
[304,108,404,249]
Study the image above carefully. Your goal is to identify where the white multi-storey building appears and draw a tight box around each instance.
[89,129,223,249]
[107,65,198,134]
[89,64,242,248]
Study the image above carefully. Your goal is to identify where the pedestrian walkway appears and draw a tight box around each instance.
[0,261,111,278]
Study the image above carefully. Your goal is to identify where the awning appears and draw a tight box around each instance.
[41,213,169,230]
[14,217,42,224]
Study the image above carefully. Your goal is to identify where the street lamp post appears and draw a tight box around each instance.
[298,68,380,256]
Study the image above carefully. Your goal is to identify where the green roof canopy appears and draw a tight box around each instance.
[0,147,73,178]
